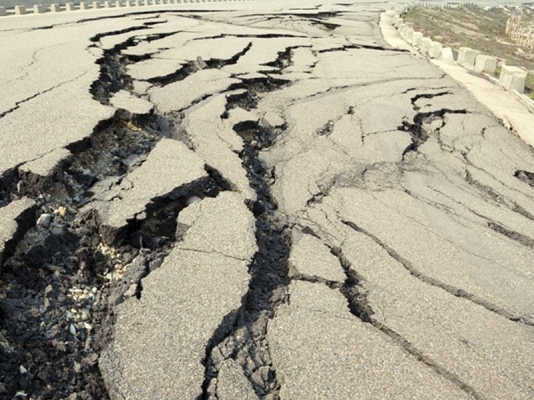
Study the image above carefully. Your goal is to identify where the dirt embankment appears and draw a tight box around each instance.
[402,5,534,95]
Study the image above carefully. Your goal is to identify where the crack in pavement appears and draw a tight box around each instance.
[145,41,253,88]
[399,105,468,158]
[0,18,233,399]
[198,49,295,400]
[3,6,534,400]
[340,219,534,327]
[0,71,90,119]
[284,226,486,399]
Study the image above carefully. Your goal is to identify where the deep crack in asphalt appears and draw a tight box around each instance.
[0,16,228,399]
[199,51,293,400]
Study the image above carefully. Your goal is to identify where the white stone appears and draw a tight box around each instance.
[92,1,100,8]
[33,4,45,13]
[37,213,53,228]
[15,5,26,14]
[0,6,6,16]
[403,28,414,42]
[428,42,443,59]
[79,2,88,9]
[440,47,455,64]
[499,66,527,93]
[65,2,75,10]
[474,54,497,74]
[50,3,61,11]
[412,32,423,47]
[457,47,477,68]
[420,37,433,54]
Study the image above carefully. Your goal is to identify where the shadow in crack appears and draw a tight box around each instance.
[198,48,293,397]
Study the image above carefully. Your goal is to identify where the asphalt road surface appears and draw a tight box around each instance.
[1,2,533,399]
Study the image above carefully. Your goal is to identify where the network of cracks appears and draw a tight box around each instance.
[1,8,534,400]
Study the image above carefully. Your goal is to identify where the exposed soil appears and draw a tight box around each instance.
[0,12,298,400]
[0,16,227,400]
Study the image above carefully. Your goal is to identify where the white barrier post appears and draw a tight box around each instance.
[420,37,433,54]
[499,66,527,93]
[428,42,443,59]
[0,6,6,16]
[440,47,455,64]
[474,54,498,74]
[15,5,27,14]
[50,3,61,11]
[92,1,100,8]
[412,32,423,47]
[404,28,414,43]
[34,4,45,13]
[80,2,89,9]
[66,2,76,10]
[457,47,477,68]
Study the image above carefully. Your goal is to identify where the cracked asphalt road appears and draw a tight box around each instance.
[1,2,534,399]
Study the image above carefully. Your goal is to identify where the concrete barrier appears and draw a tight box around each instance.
[34,4,45,13]
[115,0,122,7]
[50,3,61,12]
[421,37,433,53]
[66,2,75,10]
[499,66,527,93]
[14,5,26,14]
[440,47,455,64]
[104,1,112,7]
[92,1,100,8]
[412,31,423,47]
[403,28,414,43]
[79,2,88,9]
[0,6,6,16]
[457,47,477,68]
[474,54,497,74]
[428,42,443,59]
